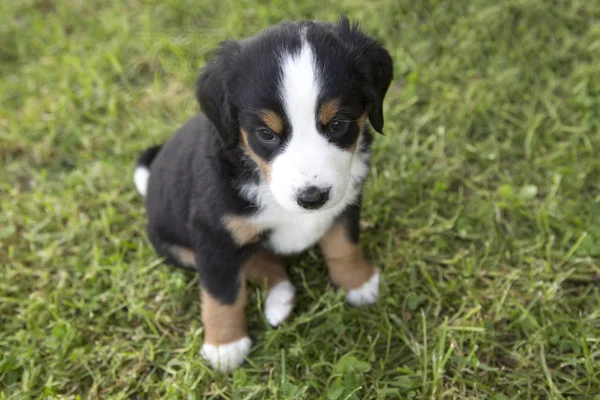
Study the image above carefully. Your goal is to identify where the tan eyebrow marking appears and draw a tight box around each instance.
[259,110,284,135]
[318,98,341,126]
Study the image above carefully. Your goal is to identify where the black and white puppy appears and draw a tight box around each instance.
[133,16,393,371]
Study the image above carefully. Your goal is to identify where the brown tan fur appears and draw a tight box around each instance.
[168,245,197,268]
[259,110,284,135]
[349,112,368,153]
[318,98,341,126]
[222,214,263,246]
[319,222,375,292]
[245,251,289,289]
[201,251,289,346]
[241,129,272,182]
[201,274,248,345]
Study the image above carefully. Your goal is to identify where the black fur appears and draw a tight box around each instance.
[195,40,242,150]
[333,16,394,134]
[143,115,260,303]
[341,199,362,244]
[137,17,393,305]
[136,145,162,168]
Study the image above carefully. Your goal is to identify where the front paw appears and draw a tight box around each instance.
[345,270,380,306]
[201,336,252,372]
[265,280,295,327]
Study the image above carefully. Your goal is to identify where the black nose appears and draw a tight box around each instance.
[297,186,331,210]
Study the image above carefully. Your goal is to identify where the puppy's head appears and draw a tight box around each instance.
[197,17,393,213]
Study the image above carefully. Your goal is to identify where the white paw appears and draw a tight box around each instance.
[201,336,252,372]
[265,281,295,327]
[346,271,380,306]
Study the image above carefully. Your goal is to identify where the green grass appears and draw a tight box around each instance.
[2,0,600,398]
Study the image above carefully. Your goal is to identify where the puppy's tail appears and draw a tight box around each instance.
[133,145,162,197]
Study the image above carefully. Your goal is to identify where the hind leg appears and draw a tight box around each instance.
[145,223,198,271]
[246,251,295,327]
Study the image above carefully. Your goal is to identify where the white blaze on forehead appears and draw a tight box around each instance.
[280,39,320,132]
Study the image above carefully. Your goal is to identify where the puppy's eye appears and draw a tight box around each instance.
[257,128,279,146]
[329,119,350,135]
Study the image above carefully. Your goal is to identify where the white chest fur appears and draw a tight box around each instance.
[253,201,344,254]
[239,148,370,255]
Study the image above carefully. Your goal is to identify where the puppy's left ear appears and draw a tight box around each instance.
[335,16,393,134]
[196,40,241,148]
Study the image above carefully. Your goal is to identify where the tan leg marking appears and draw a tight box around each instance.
[222,214,263,246]
[168,245,197,268]
[319,222,375,292]
[201,274,248,346]
[245,251,289,289]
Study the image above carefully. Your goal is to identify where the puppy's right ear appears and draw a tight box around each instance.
[196,40,241,149]
[334,16,393,134]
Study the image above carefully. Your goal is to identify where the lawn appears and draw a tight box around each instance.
[1,0,600,398]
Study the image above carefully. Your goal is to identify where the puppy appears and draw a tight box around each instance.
[133,16,393,371]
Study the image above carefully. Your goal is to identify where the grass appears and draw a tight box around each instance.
[1,0,600,398]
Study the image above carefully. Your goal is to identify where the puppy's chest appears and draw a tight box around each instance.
[255,208,338,255]
[238,180,359,255]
